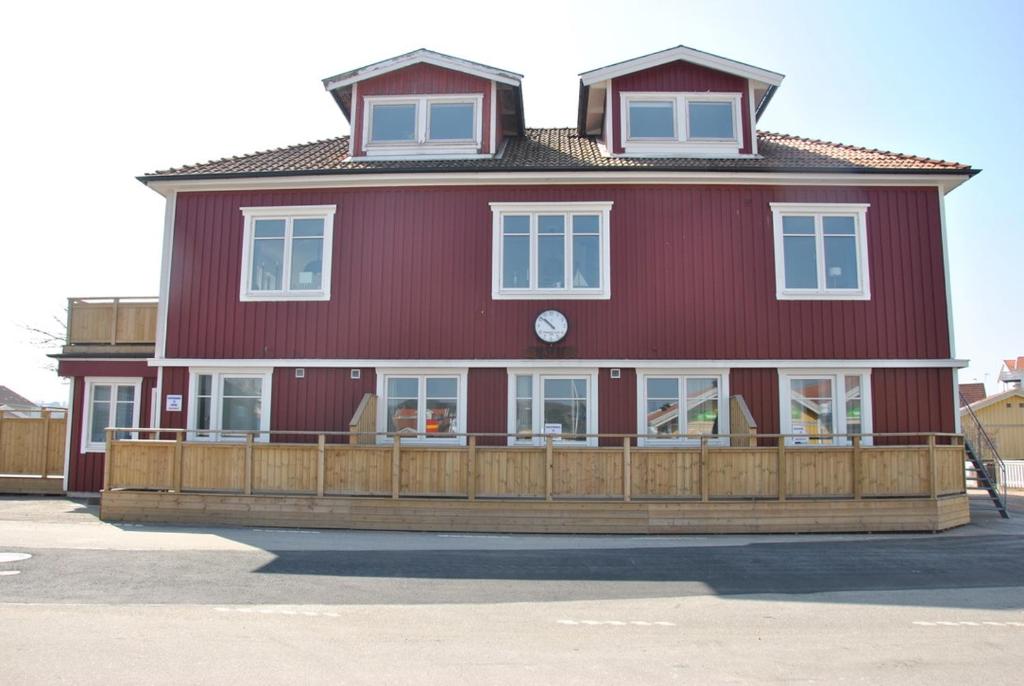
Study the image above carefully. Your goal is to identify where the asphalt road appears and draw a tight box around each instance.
[1,494,1022,684]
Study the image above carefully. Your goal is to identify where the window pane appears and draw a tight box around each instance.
[790,378,833,440]
[426,377,457,398]
[782,215,815,235]
[646,377,679,400]
[290,237,323,290]
[845,375,862,436]
[116,386,135,402]
[222,397,260,431]
[371,104,416,141]
[687,101,734,139]
[89,387,110,445]
[425,397,457,434]
[196,396,211,431]
[823,216,856,235]
[197,374,212,396]
[251,238,284,291]
[515,375,532,399]
[783,235,818,289]
[502,235,530,288]
[646,399,679,435]
[428,102,474,140]
[387,398,418,434]
[572,234,600,288]
[503,215,529,234]
[388,378,418,399]
[223,378,261,397]
[544,399,587,436]
[114,398,135,439]
[254,219,285,238]
[538,215,564,234]
[293,218,324,237]
[686,378,719,435]
[544,378,587,399]
[572,215,599,234]
[628,101,674,138]
[515,399,533,435]
[824,236,859,289]
[538,235,565,288]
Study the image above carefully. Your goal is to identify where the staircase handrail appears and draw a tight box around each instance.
[960,392,1008,505]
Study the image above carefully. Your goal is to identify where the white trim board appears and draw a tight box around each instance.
[579,44,784,88]
[143,172,973,196]
[323,49,522,91]
[149,358,970,369]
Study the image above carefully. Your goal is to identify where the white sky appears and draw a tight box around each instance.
[2,0,1020,404]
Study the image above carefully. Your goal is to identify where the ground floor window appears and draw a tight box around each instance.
[636,371,729,446]
[779,370,871,445]
[187,369,272,441]
[376,369,467,445]
[81,378,142,452]
[507,370,598,446]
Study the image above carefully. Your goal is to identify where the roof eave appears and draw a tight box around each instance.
[579,44,784,88]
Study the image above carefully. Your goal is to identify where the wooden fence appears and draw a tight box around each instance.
[66,297,157,345]
[104,429,966,502]
[0,410,66,493]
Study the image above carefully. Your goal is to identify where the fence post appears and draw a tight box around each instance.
[623,436,632,502]
[467,435,477,501]
[103,428,113,491]
[391,435,401,499]
[244,432,253,496]
[777,436,787,502]
[0,411,4,471]
[700,435,709,503]
[852,435,862,499]
[928,434,938,499]
[109,297,119,345]
[545,434,554,501]
[173,431,183,493]
[40,409,51,479]
[960,435,967,493]
[317,434,326,497]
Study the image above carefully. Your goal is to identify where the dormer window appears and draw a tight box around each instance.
[621,92,743,155]
[363,94,482,155]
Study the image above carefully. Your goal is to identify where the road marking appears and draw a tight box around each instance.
[0,553,32,563]
[557,619,676,627]
[0,571,20,577]
[914,620,1024,627]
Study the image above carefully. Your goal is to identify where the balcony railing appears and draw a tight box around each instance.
[66,297,158,346]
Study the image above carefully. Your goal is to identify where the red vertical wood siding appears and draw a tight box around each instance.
[467,369,507,446]
[166,185,949,362]
[610,61,753,154]
[352,63,492,157]
[729,368,780,437]
[271,368,376,442]
[872,368,955,435]
[598,368,637,446]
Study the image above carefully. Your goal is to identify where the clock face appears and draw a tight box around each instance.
[534,309,569,343]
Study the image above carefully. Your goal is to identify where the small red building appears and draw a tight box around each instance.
[55,46,976,505]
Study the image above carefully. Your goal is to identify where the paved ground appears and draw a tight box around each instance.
[1,493,1022,684]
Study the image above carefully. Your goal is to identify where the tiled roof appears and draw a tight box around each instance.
[0,385,37,409]
[143,128,975,180]
[958,382,987,407]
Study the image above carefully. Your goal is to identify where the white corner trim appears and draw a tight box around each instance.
[489,80,497,155]
[238,204,337,302]
[62,378,75,491]
[155,191,177,359]
[770,202,871,301]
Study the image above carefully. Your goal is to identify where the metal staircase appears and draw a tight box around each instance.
[960,393,1009,518]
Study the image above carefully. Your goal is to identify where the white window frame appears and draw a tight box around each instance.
[239,205,337,302]
[186,368,273,442]
[506,369,600,447]
[375,368,468,446]
[363,94,484,157]
[621,92,744,155]
[490,202,613,300]
[778,369,872,446]
[770,203,871,301]
[636,370,730,447]
[81,377,142,453]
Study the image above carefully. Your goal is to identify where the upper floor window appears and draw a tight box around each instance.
[770,203,870,300]
[622,92,742,152]
[490,202,612,300]
[239,205,336,302]
[364,94,482,154]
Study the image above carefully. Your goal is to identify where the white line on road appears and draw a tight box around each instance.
[214,607,340,618]
[0,571,20,576]
[556,619,677,627]
[0,553,32,563]
[914,620,1024,627]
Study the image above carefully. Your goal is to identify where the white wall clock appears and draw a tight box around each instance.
[534,309,569,343]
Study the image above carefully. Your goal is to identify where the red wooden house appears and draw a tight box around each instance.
[53,46,979,532]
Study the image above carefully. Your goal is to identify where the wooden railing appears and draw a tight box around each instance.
[0,409,66,479]
[103,429,966,502]
[347,393,377,445]
[66,297,158,345]
[729,395,758,447]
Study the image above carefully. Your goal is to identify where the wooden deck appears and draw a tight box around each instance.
[99,429,970,533]
[0,410,66,495]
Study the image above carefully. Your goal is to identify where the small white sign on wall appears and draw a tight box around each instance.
[165,394,183,412]
[543,423,563,435]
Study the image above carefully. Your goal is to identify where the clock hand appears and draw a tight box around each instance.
[540,316,554,329]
